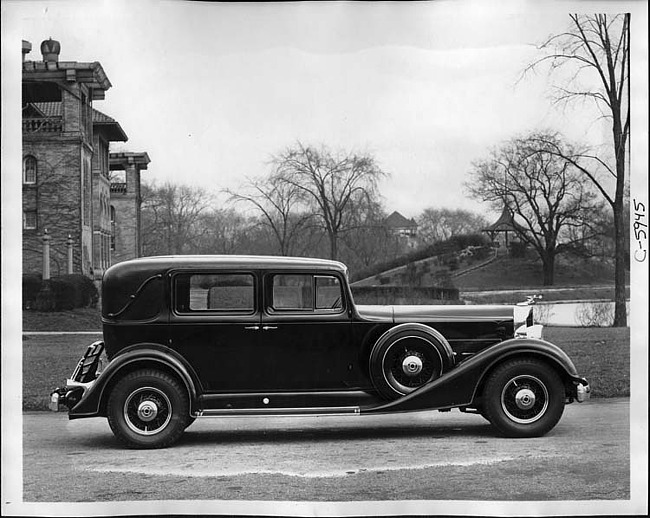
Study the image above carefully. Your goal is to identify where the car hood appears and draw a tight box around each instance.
[355,304,516,323]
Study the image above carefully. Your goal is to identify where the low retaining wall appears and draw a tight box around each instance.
[351,285,460,305]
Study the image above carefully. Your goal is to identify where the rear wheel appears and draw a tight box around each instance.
[107,369,190,449]
[483,358,565,438]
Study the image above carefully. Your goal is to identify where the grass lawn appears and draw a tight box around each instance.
[23,307,102,332]
[22,333,101,410]
[544,326,630,398]
[21,326,629,411]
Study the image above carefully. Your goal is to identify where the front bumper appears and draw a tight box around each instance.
[575,381,590,402]
[50,341,104,412]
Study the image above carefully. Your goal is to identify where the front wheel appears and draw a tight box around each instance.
[107,369,190,449]
[483,358,565,438]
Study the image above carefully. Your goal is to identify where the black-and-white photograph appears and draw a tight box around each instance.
[1,0,647,516]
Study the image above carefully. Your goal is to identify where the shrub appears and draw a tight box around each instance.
[575,301,614,327]
[49,277,77,310]
[509,240,527,258]
[28,274,99,312]
[533,303,555,326]
[22,274,43,309]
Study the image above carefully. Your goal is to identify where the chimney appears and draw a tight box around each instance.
[22,40,32,62]
[40,38,61,62]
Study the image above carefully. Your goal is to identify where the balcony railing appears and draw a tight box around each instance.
[110,183,127,194]
[23,118,63,133]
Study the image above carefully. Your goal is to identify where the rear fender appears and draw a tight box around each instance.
[68,343,202,419]
[362,337,584,414]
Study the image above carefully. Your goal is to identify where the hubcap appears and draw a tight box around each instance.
[402,355,423,376]
[137,400,159,422]
[383,336,443,394]
[514,388,536,410]
[501,375,548,424]
[124,386,172,436]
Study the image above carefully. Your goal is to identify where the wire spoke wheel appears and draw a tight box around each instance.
[383,336,443,394]
[483,358,565,438]
[500,375,548,424]
[107,369,190,449]
[124,386,172,436]
[370,325,454,400]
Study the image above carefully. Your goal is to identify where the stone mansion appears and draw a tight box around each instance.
[22,39,150,280]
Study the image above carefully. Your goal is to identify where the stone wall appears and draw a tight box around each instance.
[23,138,84,276]
[351,285,460,305]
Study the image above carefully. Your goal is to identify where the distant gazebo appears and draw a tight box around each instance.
[483,206,523,249]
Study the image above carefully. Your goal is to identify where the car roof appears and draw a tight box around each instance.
[107,255,348,274]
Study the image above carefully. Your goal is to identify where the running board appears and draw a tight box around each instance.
[197,406,361,417]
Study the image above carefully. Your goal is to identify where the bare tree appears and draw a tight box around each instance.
[272,143,386,260]
[226,175,314,256]
[194,209,257,255]
[467,133,600,285]
[417,208,488,245]
[141,181,212,255]
[524,13,629,323]
[340,200,400,271]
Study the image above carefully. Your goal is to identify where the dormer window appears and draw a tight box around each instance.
[23,155,37,184]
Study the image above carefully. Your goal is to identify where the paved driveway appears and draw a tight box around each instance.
[17,398,632,511]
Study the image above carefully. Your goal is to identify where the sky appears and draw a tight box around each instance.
[4,0,643,221]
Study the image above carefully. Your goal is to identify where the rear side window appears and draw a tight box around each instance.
[175,273,255,313]
[271,274,343,312]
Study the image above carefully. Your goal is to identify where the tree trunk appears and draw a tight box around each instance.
[613,204,627,326]
[541,252,555,286]
[610,73,628,327]
[612,130,628,326]
[329,231,338,260]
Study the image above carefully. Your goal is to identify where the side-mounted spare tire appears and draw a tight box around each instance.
[369,323,455,400]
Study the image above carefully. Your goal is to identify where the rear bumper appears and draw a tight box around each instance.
[49,341,104,412]
[49,379,96,412]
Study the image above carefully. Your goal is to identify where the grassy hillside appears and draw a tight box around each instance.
[454,253,621,291]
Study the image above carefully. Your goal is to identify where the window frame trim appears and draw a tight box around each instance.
[171,270,258,316]
[265,271,346,316]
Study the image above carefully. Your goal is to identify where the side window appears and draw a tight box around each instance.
[271,274,343,312]
[315,276,342,310]
[176,273,254,313]
[272,274,312,310]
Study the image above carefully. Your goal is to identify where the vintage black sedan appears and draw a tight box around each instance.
[50,255,590,448]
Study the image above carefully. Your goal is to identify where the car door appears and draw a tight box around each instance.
[259,271,357,391]
[168,270,263,392]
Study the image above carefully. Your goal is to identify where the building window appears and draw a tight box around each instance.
[23,211,37,230]
[110,206,116,250]
[23,156,37,184]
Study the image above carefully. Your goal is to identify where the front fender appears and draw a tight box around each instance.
[68,343,202,419]
[362,337,585,414]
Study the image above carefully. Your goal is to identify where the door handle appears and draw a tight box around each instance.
[244,325,260,331]
[262,326,278,331]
